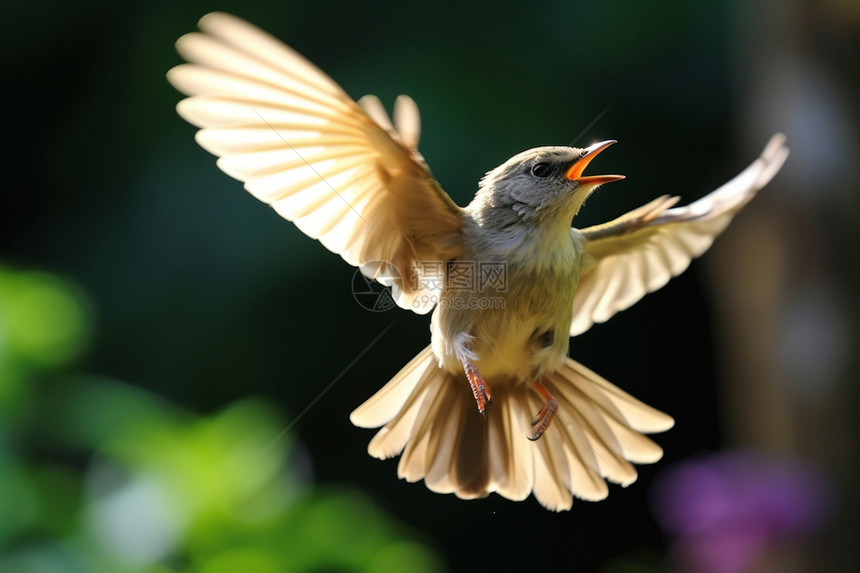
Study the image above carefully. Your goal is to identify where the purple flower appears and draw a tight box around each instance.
[651,451,830,573]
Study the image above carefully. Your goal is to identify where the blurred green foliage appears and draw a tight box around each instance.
[0,264,443,572]
[0,265,90,409]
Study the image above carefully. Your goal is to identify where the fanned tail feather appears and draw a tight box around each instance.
[351,347,674,511]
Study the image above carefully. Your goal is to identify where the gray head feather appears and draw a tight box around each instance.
[467,146,588,228]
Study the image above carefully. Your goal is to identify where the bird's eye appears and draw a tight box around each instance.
[531,162,552,178]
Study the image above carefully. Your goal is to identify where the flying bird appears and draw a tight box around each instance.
[167,12,789,511]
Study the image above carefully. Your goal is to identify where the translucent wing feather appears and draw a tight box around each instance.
[168,12,463,313]
[569,134,788,336]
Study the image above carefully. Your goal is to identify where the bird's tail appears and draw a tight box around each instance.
[350,346,674,511]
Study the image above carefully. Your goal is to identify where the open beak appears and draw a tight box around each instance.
[565,140,625,186]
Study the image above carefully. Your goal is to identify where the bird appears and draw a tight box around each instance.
[167,12,789,511]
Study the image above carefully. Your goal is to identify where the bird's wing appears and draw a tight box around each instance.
[167,12,463,314]
[569,134,788,336]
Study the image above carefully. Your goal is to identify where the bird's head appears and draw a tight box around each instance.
[469,140,624,229]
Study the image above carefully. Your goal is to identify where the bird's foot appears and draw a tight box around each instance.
[528,380,558,441]
[464,362,492,417]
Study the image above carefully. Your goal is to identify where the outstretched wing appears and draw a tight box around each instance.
[167,12,463,313]
[569,134,789,336]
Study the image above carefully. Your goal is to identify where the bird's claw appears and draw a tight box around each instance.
[464,362,492,416]
[528,398,558,441]
[528,380,558,441]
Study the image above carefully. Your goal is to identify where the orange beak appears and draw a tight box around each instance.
[565,140,625,186]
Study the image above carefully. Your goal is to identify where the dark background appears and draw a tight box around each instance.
[3,1,858,571]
